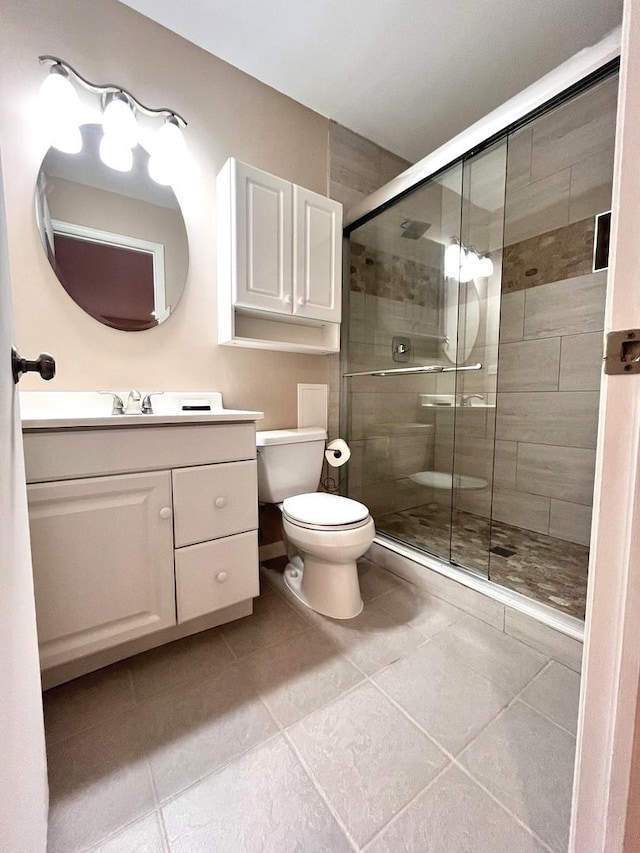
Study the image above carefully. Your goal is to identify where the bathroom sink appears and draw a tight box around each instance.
[19,391,263,429]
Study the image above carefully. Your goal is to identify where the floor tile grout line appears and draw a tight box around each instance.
[359,762,454,852]
[156,807,172,853]
[500,659,580,740]
[368,669,569,849]
[426,619,551,695]
[227,622,313,663]
[369,677,468,763]
[130,656,238,709]
[152,728,284,812]
[517,696,578,740]
[280,678,371,735]
[282,730,361,852]
[453,760,556,853]
[217,626,239,660]
[79,808,159,853]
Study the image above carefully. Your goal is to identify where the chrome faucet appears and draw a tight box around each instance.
[141,391,163,414]
[460,394,484,407]
[125,389,142,414]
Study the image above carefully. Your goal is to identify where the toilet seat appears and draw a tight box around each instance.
[282,492,370,531]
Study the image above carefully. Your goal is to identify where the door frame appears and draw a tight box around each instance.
[571,1,640,848]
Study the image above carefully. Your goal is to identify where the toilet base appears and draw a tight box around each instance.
[284,555,363,620]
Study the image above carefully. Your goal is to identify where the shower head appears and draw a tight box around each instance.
[400,218,431,240]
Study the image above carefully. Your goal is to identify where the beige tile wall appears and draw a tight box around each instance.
[493,272,606,545]
[327,122,411,441]
[488,76,617,546]
[503,75,618,247]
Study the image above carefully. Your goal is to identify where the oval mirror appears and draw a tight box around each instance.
[35,123,189,331]
[442,280,480,364]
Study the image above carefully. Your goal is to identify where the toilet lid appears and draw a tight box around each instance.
[283,493,369,527]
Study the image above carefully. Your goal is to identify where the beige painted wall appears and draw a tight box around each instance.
[0,0,333,428]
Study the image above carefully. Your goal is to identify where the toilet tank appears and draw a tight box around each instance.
[255,427,327,503]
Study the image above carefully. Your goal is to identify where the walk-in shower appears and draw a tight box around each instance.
[343,65,619,622]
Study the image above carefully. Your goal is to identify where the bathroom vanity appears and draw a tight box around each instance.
[20,392,263,688]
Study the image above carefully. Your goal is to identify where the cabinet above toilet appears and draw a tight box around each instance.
[217,158,343,354]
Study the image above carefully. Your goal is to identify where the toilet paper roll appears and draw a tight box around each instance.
[325,438,351,467]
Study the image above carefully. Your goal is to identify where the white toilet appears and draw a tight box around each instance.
[256,427,375,619]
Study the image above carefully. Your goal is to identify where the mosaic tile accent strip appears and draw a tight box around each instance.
[377,503,588,619]
[350,241,443,307]
[501,217,596,294]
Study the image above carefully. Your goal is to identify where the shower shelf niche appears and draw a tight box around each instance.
[419,394,495,409]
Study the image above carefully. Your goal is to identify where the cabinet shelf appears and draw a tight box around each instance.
[221,307,340,354]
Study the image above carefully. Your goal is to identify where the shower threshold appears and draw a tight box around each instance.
[370,532,585,644]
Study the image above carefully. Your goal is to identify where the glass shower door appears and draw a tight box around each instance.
[448,140,507,575]
[345,161,468,569]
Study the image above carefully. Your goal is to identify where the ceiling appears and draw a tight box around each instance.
[118,0,622,163]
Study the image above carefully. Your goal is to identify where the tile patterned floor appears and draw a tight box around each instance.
[378,503,589,618]
[44,560,579,852]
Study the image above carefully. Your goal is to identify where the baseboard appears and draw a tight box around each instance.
[259,540,287,561]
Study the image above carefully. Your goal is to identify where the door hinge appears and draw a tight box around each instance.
[604,329,640,374]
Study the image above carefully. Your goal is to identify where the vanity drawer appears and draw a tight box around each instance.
[23,423,256,483]
[175,531,259,622]
[172,460,258,547]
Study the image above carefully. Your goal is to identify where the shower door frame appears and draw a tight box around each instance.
[341,44,621,639]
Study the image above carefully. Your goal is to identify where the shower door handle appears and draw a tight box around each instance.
[343,362,482,378]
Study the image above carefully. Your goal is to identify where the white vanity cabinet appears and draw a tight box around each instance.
[217,158,342,353]
[23,420,260,682]
[27,471,176,669]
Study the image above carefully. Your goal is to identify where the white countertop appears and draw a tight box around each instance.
[20,391,264,430]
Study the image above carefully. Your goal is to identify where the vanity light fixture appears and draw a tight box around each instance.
[38,63,82,154]
[459,248,479,283]
[39,56,187,183]
[148,116,187,186]
[444,238,465,279]
[477,253,494,277]
[444,237,493,281]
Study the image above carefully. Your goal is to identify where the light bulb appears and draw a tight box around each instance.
[51,125,82,154]
[148,117,186,185]
[102,94,138,148]
[444,240,464,279]
[478,254,494,277]
[99,134,133,172]
[39,69,81,128]
[459,250,478,283]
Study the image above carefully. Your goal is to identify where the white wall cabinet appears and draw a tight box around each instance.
[24,422,260,682]
[218,158,342,353]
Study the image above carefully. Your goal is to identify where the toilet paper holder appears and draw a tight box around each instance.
[325,438,351,467]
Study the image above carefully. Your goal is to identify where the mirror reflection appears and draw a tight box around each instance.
[36,123,189,331]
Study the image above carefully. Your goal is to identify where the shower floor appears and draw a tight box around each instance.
[377,503,588,620]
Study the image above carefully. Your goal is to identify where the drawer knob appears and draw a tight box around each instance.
[215,497,227,509]
[159,507,172,520]
[216,571,228,583]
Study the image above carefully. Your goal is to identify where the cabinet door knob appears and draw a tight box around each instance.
[283,294,292,305]
[159,507,172,520]
[216,571,228,583]
[298,297,306,306]
[215,497,227,509]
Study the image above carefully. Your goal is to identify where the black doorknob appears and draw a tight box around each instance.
[11,346,56,384]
